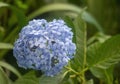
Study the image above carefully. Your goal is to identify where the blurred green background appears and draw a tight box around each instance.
[0,0,120,36]
[0,0,120,83]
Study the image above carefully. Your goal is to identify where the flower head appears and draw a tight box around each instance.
[13,19,76,76]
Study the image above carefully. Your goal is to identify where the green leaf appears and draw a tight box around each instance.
[73,14,87,71]
[0,26,5,40]
[0,1,26,43]
[0,67,10,84]
[40,76,60,84]
[14,71,39,84]
[86,79,94,84]
[64,16,76,43]
[0,2,27,29]
[88,35,120,69]
[82,12,104,33]
[90,66,114,84]
[0,43,13,49]
[3,5,27,43]
[0,61,21,78]
[27,3,103,33]
[39,75,62,84]
[87,32,111,45]
[28,3,81,20]
[0,2,27,58]
[87,42,102,66]
[90,67,106,79]
[0,2,9,7]
[114,63,120,84]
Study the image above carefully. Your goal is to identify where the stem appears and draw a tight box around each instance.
[65,66,89,84]
[104,70,112,84]
[65,66,79,75]
[80,67,88,74]
[81,17,87,84]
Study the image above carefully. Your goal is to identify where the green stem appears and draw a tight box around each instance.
[65,66,89,84]
[80,67,88,74]
[104,70,112,84]
[81,17,87,84]
[65,66,79,75]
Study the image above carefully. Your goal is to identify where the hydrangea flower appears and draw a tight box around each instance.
[13,19,76,76]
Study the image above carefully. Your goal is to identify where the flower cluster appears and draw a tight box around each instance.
[13,19,76,76]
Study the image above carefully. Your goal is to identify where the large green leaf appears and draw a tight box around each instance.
[87,35,120,69]
[90,66,114,84]
[14,71,39,84]
[27,3,103,33]
[0,43,13,49]
[72,14,87,71]
[39,75,62,84]
[87,42,114,84]
[87,42,102,66]
[0,67,10,84]
[39,69,68,84]
[28,3,80,20]
[0,61,21,78]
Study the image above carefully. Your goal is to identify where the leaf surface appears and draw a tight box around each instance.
[87,35,120,69]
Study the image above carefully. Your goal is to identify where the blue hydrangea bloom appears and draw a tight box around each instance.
[13,19,76,76]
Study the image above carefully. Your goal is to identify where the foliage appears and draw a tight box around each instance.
[0,0,120,84]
